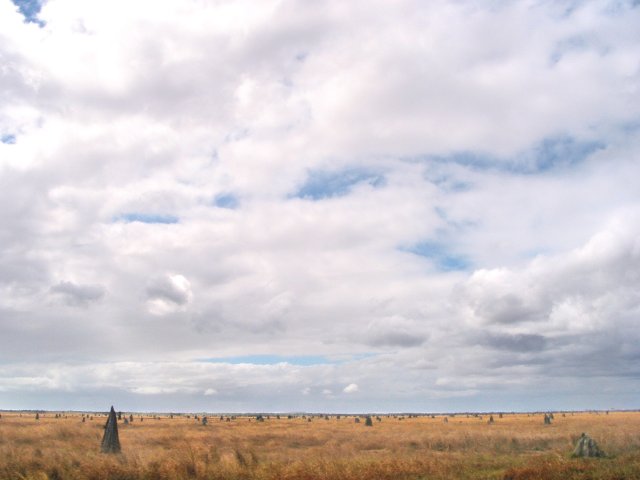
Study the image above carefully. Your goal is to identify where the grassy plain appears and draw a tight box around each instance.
[1,411,639,479]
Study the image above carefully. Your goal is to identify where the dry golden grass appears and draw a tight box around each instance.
[1,411,639,479]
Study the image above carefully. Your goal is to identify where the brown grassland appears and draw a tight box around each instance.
[1,411,640,480]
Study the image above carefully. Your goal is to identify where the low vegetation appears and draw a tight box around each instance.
[0,411,639,479]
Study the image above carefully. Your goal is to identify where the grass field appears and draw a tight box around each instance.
[1,410,639,479]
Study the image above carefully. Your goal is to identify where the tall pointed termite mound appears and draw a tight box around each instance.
[101,406,121,453]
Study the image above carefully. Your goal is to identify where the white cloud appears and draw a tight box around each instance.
[50,280,105,307]
[343,383,359,394]
[0,0,639,412]
[146,274,193,315]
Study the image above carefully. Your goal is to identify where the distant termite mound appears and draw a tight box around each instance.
[572,433,605,458]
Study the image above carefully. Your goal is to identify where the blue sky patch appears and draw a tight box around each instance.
[293,168,385,200]
[214,193,239,209]
[11,0,45,26]
[199,353,376,366]
[424,135,604,175]
[403,241,471,272]
[526,136,605,172]
[621,118,640,134]
[117,213,179,224]
[1,134,16,145]
[201,355,334,366]
[550,36,588,65]
[424,171,472,192]
[425,151,494,171]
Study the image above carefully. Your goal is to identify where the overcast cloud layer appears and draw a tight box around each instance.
[1,0,640,413]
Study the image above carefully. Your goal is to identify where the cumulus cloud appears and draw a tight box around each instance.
[0,0,639,412]
[146,274,193,315]
[343,383,359,394]
[362,316,427,348]
[50,281,105,306]
[480,333,548,352]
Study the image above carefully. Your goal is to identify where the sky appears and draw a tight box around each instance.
[1,0,639,413]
